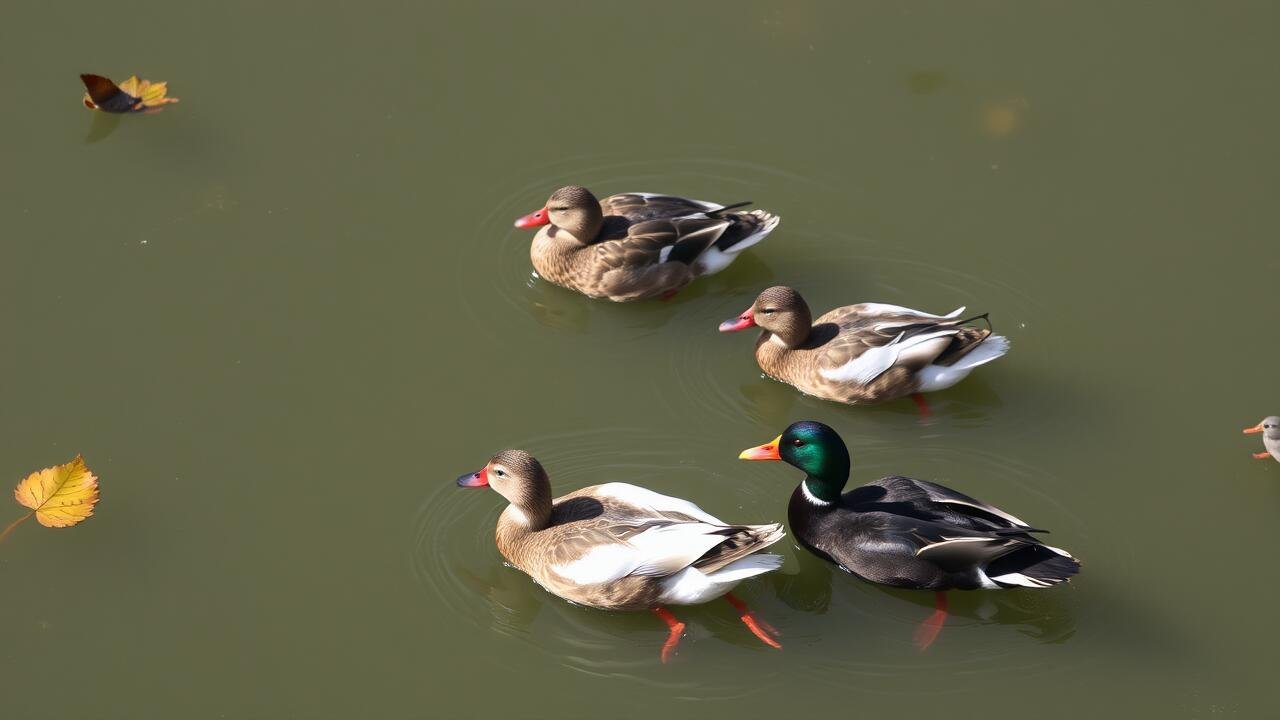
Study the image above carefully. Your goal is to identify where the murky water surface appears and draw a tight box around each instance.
[2,3,1277,717]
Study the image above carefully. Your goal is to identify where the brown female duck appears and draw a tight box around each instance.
[514,186,780,301]
[719,286,1009,415]
[457,449,785,662]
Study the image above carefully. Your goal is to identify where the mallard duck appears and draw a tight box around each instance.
[1243,417,1280,462]
[457,449,785,661]
[740,421,1079,649]
[513,186,780,301]
[719,286,1009,416]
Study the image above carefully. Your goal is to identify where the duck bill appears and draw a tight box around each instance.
[456,467,490,487]
[514,206,550,229]
[718,309,756,333]
[739,435,782,461]
[1243,423,1265,434]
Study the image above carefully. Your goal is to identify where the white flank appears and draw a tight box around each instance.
[696,247,735,275]
[553,543,644,586]
[914,335,1010,393]
[696,211,780,276]
[657,554,783,606]
[819,329,956,384]
[550,523,724,586]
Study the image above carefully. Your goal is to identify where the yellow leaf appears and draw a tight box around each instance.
[79,73,179,113]
[13,456,100,528]
[115,76,141,96]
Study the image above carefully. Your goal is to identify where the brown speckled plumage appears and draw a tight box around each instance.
[524,186,780,301]
[471,450,784,611]
[727,286,1008,405]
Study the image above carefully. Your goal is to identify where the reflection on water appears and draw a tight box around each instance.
[83,112,122,143]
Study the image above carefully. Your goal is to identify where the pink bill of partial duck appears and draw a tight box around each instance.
[718,308,756,333]
[514,206,550,228]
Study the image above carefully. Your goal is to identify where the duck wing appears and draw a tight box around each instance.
[848,475,1037,532]
[546,484,784,586]
[850,511,1078,588]
[601,192,728,221]
[896,516,1042,570]
[815,304,993,385]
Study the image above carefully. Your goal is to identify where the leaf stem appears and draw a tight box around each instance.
[0,512,33,544]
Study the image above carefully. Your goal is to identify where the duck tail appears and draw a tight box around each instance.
[705,200,754,215]
[693,522,786,574]
[954,312,992,332]
[985,543,1081,588]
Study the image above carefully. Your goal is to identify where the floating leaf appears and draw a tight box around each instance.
[13,455,100,528]
[81,73,179,114]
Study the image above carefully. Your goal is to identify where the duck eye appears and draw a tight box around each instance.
[761,308,775,314]
[792,439,804,447]
[495,469,506,477]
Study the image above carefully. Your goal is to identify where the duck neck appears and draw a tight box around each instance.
[559,208,604,244]
[768,308,813,348]
[507,486,553,532]
[801,469,847,505]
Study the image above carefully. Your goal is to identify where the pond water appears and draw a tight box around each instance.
[2,2,1277,718]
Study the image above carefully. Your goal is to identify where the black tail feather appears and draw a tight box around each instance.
[706,200,753,215]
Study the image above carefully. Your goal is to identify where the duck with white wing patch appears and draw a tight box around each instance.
[719,286,1009,417]
[457,449,785,662]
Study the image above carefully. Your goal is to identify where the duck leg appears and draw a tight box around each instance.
[911,393,933,422]
[724,592,782,650]
[912,591,948,651]
[651,607,686,663]
[1254,452,1272,459]
[658,289,679,301]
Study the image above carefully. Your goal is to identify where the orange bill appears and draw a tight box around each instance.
[739,435,782,461]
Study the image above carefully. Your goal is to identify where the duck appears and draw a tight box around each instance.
[1243,417,1280,462]
[719,286,1009,417]
[739,420,1080,649]
[457,449,785,662]
[513,186,780,301]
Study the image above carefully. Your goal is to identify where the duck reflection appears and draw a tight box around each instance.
[772,552,1076,645]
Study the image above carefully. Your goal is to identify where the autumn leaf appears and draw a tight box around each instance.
[1,456,100,543]
[81,73,179,114]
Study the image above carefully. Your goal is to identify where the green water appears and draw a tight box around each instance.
[2,2,1277,718]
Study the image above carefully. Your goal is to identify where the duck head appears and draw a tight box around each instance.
[457,449,554,529]
[740,420,851,503]
[514,185,604,241]
[1243,416,1280,440]
[719,286,813,347]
